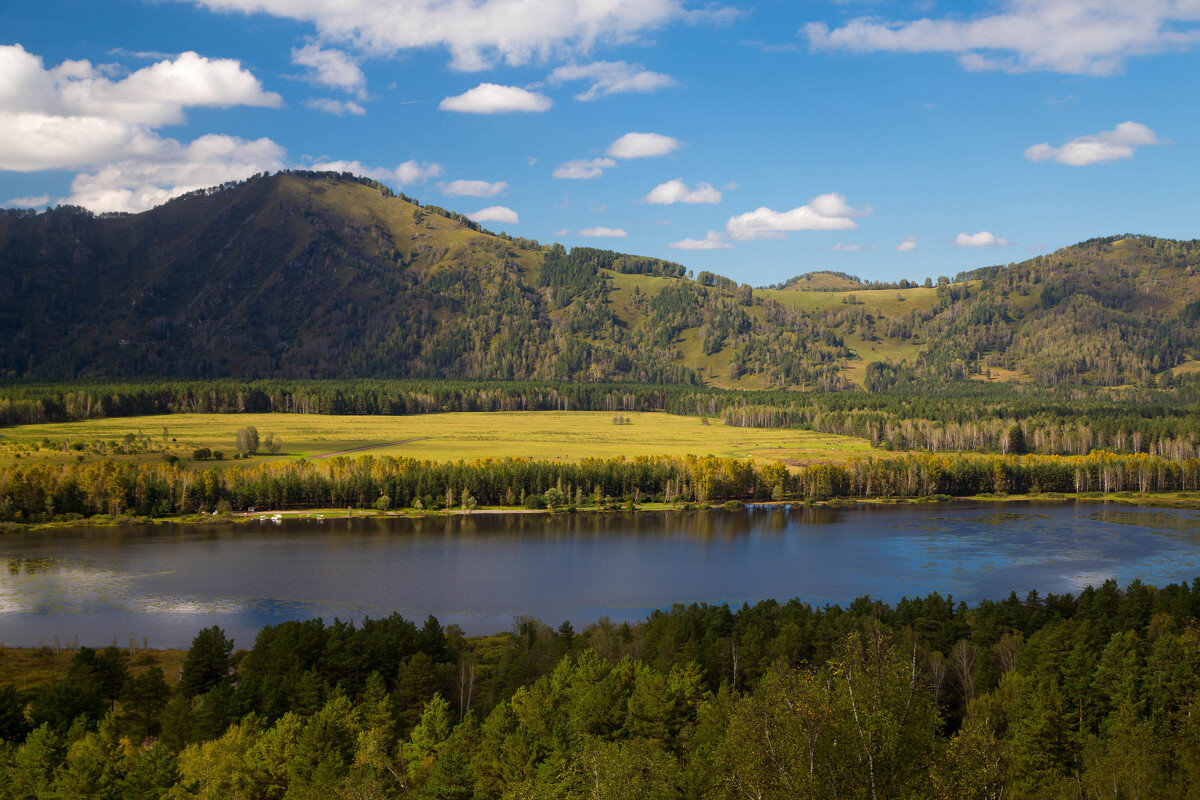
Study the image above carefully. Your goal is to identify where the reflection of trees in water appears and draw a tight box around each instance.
[373,506,845,542]
[7,557,60,575]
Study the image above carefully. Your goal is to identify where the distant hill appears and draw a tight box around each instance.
[1,173,1198,389]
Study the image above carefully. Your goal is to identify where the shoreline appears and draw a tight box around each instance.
[6,490,1199,532]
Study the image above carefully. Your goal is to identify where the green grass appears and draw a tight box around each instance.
[0,646,186,691]
[0,411,883,470]
[756,285,943,316]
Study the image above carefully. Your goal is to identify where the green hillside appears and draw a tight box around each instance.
[2,172,1199,389]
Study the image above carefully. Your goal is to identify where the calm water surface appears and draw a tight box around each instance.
[3,502,1200,648]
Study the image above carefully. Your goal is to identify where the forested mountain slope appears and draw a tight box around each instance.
[2,172,1198,389]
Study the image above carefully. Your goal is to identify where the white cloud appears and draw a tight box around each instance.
[579,226,627,237]
[547,60,675,101]
[553,157,616,179]
[725,193,871,241]
[0,46,280,131]
[1024,121,1165,166]
[0,45,286,212]
[394,160,445,184]
[440,179,508,197]
[310,159,444,185]
[291,43,366,98]
[471,205,519,223]
[4,193,51,208]
[65,134,285,213]
[896,235,919,252]
[954,231,1010,247]
[643,179,722,204]
[553,228,570,236]
[303,97,366,116]
[803,0,1200,76]
[0,112,155,172]
[607,132,680,158]
[439,83,552,113]
[177,0,707,72]
[0,44,281,172]
[830,242,861,251]
[670,230,732,250]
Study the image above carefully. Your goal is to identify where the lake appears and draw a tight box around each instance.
[2,502,1200,649]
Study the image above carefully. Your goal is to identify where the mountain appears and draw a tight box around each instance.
[1,172,1198,389]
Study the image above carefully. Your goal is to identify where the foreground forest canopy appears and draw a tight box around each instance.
[2,578,1200,799]
[2,171,1200,389]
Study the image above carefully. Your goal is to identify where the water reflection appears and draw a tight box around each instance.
[1,503,1199,647]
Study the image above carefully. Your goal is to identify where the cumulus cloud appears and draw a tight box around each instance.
[303,97,366,115]
[725,193,871,241]
[670,231,732,250]
[439,83,552,113]
[579,226,627,237]
[547,60,675,101]
[0,45,280,135]
[954,231,1010,247]
[643,179,722,204]
[4,193,51,208]
[0,44,285,212]
[0,45,282,171]
[65,134,286,213]
[1024,121,1165,166]
[470,205,519,223]
[803,0,1200,76]
[607,132,680,158]
[553,157,616,179]
[177,0,707,72]
[830,242,861,251]
[440,179,508,197]
[292,43,366,97]
[309,158,444,185]
[896,235,919,252]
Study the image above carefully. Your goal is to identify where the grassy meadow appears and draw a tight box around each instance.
[0,646,186,691]
[0,411,881,471]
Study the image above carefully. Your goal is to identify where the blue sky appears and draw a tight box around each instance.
[2,0,1197,285]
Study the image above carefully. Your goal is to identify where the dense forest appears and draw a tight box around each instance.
[3,172,1199,390]
[3,577,1200,798]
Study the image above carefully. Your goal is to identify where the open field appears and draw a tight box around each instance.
[0,411,882,469]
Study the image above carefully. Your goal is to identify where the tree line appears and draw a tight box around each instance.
[3,450,1200,524]
[4,577,1200,798]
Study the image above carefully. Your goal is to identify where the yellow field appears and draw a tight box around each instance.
[0,411,882,469]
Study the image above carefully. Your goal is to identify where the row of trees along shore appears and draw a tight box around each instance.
[4,577,1200,798]
[5,378,1200,456]
[3,451,1200,522]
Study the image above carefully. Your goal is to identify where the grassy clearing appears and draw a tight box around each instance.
[756,285,942,317]
[839,334,926,386]
[0,646,186,690]
[0,411,881,470]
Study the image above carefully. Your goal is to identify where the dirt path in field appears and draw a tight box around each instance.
[309,437,432,459]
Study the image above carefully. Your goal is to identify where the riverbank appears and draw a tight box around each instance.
[6,490,1200,533]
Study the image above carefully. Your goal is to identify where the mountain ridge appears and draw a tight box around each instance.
[2,172,1198,389]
